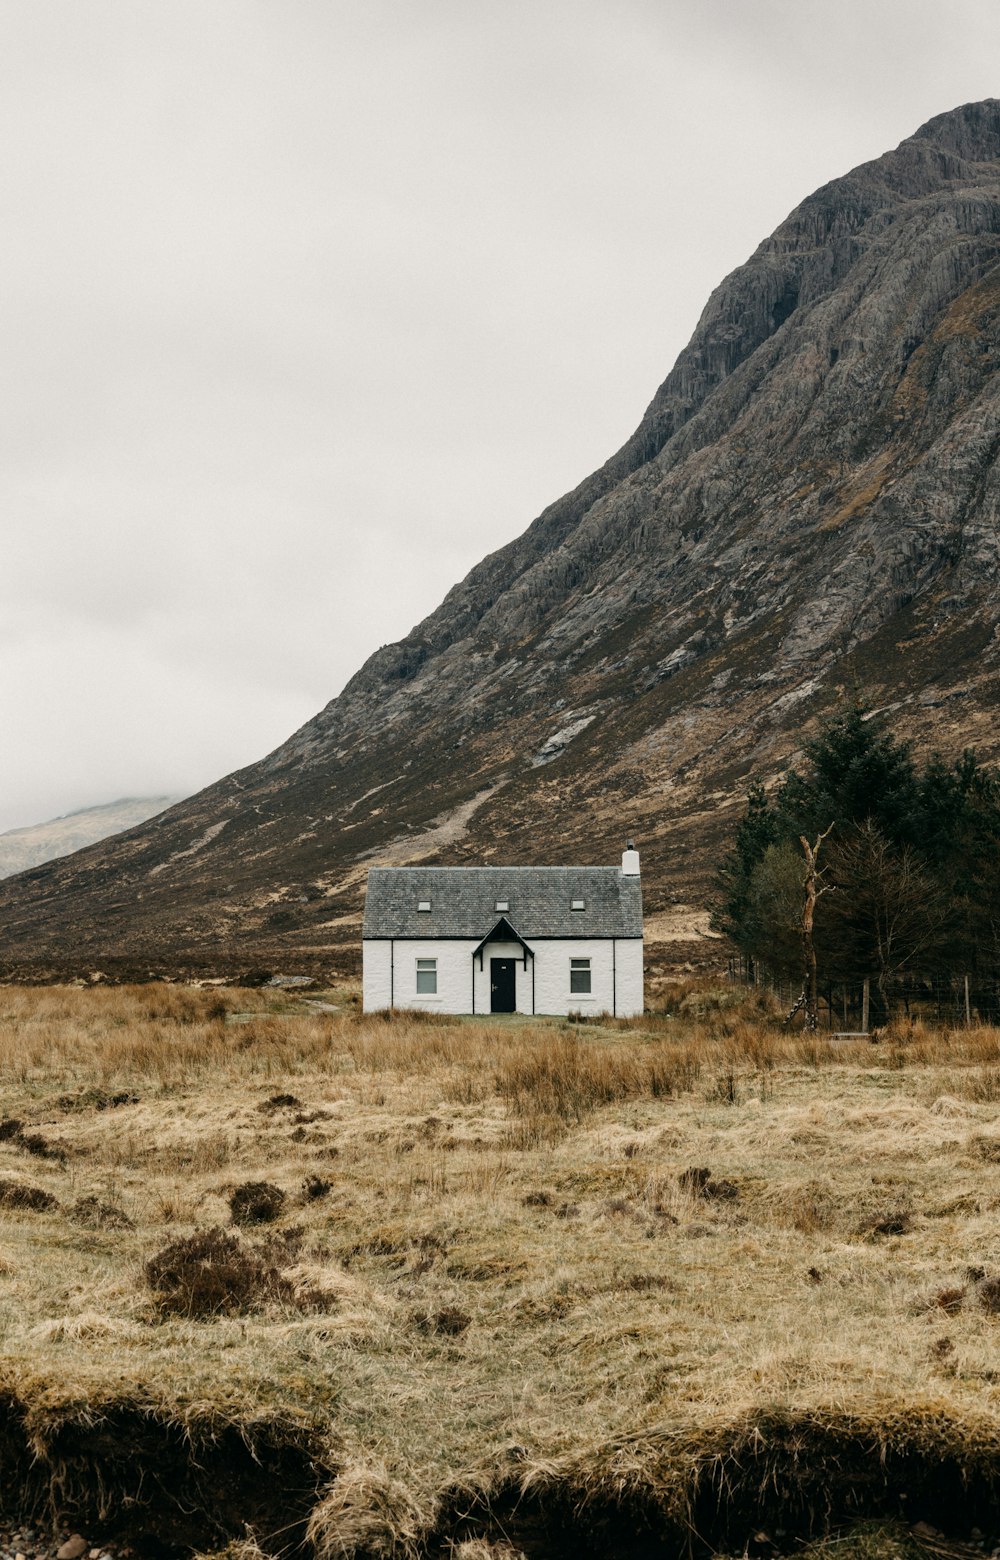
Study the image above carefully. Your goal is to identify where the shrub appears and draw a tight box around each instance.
[69,1195,134,1231]
[0,1176,58,1212]
[229,1181,286,1226]
[16,1131,65,1162]
[144,1227,293,1317]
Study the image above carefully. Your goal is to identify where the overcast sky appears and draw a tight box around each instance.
[2,0,998,833]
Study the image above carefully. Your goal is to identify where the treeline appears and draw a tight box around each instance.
[713,705,1000,1022]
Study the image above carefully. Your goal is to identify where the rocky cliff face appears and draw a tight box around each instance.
[6,100,1000,977]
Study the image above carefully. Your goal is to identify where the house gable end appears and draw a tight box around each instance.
[472,915,534,969]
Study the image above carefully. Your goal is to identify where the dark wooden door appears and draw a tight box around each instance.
[490,958,516,1013]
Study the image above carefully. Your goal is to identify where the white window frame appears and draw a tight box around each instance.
[495,899,509,912]
[570,957,592,994]
[416,957,437,994]
[571,898,585,911]
[417,900,431,913]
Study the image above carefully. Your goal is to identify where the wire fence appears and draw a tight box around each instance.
[726,956,1000,1028]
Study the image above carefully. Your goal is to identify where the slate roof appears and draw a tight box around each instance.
[363,866,642,940]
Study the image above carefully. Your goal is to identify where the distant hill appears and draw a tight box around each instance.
[0,798,181,880]
[4,100,1000,978]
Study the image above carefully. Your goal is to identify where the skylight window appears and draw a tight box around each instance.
[571,898,586,911]
[495,900,509,912]
[417,900,431,912]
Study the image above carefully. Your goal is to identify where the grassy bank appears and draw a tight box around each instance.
[1,983,1000,1556]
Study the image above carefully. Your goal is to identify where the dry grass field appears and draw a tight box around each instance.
[1,982,1000,1558]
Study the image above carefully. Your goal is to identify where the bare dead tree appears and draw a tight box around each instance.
[783,825,834,1031]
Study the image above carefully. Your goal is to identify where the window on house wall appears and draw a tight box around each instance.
[416,958,437,994]
[417,900,431,912]
[570,957,591,994]
[571,899,585,911]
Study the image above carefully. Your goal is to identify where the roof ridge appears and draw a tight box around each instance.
[367,864,623,872]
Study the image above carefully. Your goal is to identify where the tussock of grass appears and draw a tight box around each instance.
[1,984,1000,1553]
[307,1461,427,1560]
[494,1032,692,1121]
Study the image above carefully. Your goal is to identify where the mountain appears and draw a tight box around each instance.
[0,798,181,881]
[5,100,1000,979]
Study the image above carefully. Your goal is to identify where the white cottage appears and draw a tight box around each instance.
[362,845,643,1016]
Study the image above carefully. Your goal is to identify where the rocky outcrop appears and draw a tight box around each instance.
[5,101,1000,976]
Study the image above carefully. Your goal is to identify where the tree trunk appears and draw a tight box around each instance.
[799,828,833,1031]
[784,827,833,1031]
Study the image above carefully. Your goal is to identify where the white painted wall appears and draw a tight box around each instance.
[362,938,478,1013]
[613,938,644,1018]
[362,937,394,1012]
[532,939,644,1017]
[362,937,644,1016]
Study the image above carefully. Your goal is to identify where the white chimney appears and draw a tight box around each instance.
[621,839,640,876]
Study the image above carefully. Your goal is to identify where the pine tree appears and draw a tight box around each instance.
[778,703,919,843]
[712,781,778,960]
[715,700,1000,1015]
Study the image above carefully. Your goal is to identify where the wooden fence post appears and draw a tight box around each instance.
[862,978,870,1035]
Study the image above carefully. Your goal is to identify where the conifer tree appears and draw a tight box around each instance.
[715,701,1000,1016]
